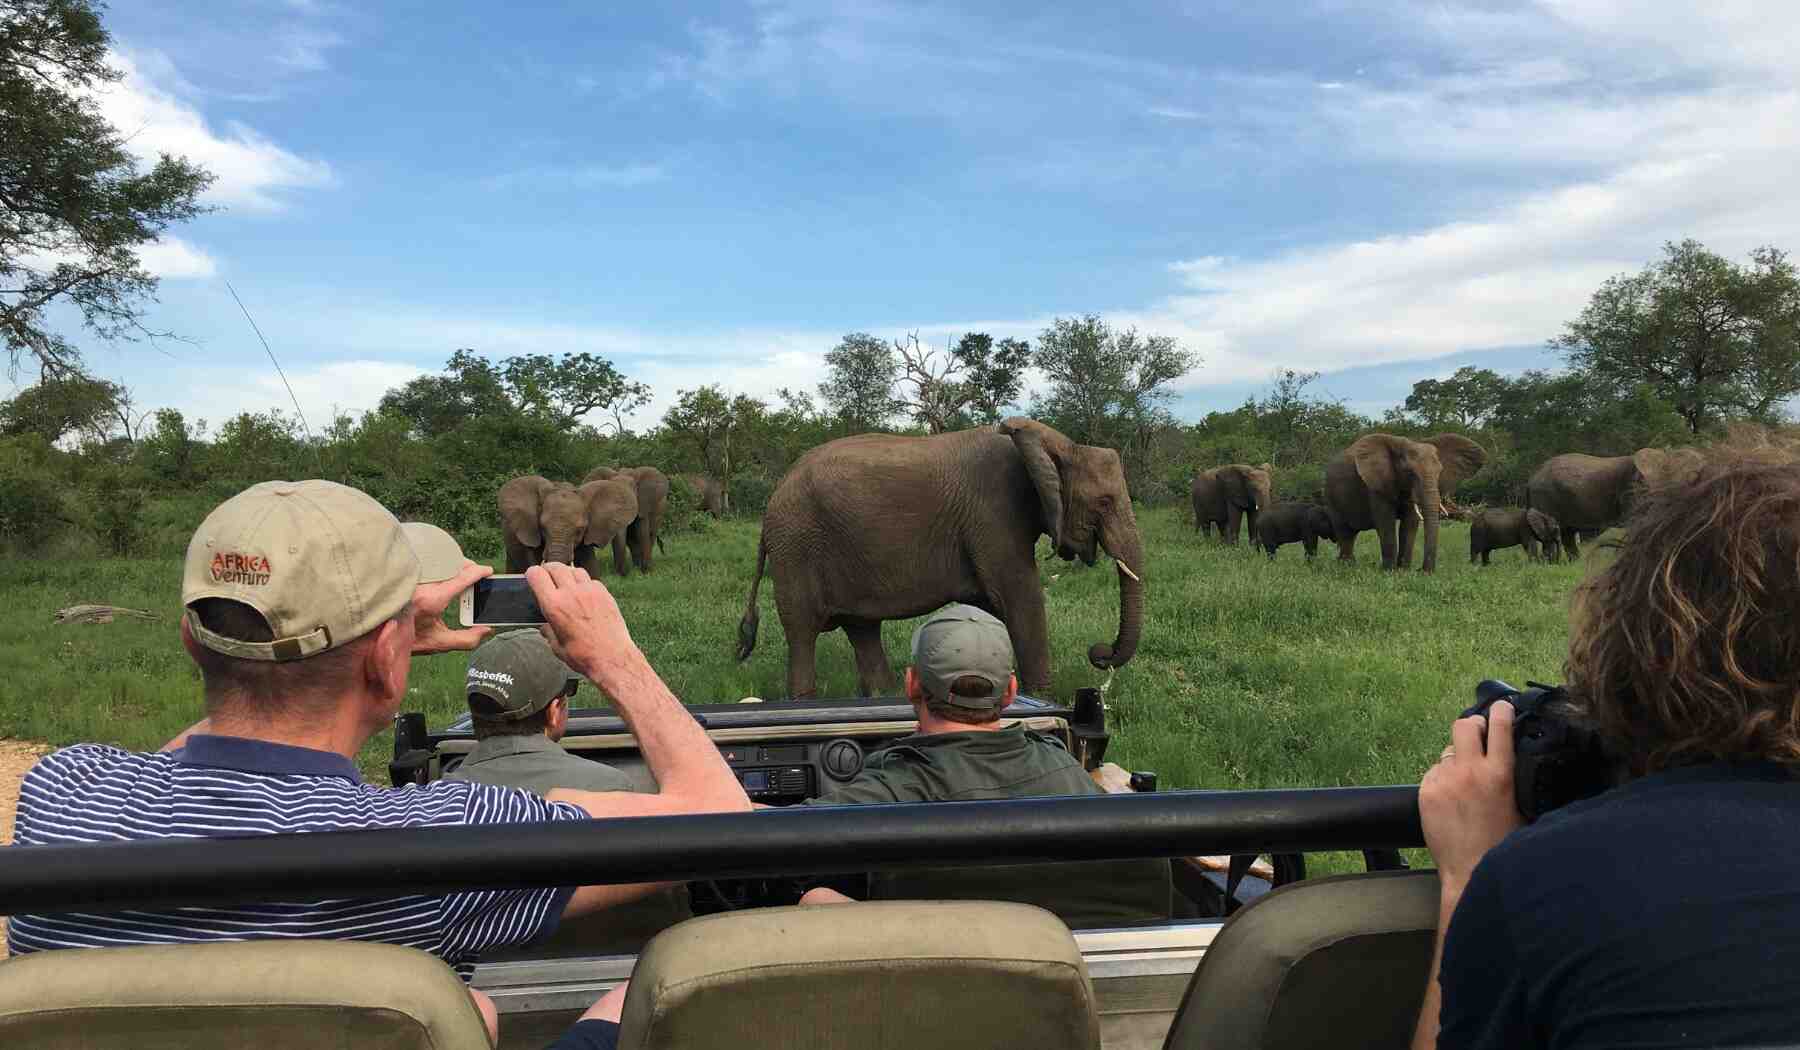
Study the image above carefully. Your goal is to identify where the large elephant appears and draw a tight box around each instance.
[1525,449,1704,561]
[735,417,1144,699]
[1191,463,1272,545]
[498,475,638,577]
[1323,433,1487,573]
[683,474,727,517]
[1470,507,1561,565]
[585,466,670,572]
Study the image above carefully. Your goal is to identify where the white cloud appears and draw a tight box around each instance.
[93,52,335,211]
[1148,106,1201,120]
[135,237,218,280]
[478,163,667,191]
[152,360,426,434]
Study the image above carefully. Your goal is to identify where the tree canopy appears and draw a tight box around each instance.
[1,0,213,375]
[378,349,649,436]
[1555,239,1800,433]
[818,332,898,432]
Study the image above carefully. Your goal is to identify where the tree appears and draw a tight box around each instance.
[892,332,971,434]
[1555,239,1800,434]
[0,369,122,443]
[953,332,1031,424]
[1,0,214,374]
[378,349,513,437]
[663,384,762,487]
[500,351,647,432]
[1402,367,1507,430]
[818,332,897,432]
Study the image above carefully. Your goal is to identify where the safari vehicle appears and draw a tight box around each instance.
[0,692,1432,1050]
[377,689,1426,1050]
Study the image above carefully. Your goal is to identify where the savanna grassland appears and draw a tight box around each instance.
[0,506,1589,802]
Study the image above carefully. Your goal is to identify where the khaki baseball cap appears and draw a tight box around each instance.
[181,480,468,662]
[466,629,578,719]
[910,603,1015,713]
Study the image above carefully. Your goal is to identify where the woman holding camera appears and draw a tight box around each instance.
[1414,447,1800,1049]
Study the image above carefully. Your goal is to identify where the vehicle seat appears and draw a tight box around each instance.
[1162,869,1440,1050]
[618,899,1100,1050]
[0,939,494,1049]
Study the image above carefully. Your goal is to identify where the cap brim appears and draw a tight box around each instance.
[401,522,467,583]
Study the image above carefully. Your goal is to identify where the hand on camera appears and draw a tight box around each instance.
[412,561,495,655]
[1419,700,1524,893]
[524,562,638,680]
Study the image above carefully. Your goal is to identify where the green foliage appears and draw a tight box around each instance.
[0,371,124,443]
[1031,314,1198,492]
[954,332,1031,424]
[729,474,774,515]
[82,461,146,555]
[1555,239,1800,434]
[0,433,65,548]
[819,332,899,432]
[0,0,214,374]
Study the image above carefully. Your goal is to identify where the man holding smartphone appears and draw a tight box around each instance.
[7,480,750,1050]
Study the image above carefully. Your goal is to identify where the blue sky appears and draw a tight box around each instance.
[28,1,1800,430]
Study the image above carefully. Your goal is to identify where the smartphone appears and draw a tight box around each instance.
[458,575,546,626]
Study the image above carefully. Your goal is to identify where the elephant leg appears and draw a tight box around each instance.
[991,577,1052,696]
[1302,535,1317,559]
[1481,549,1491,566]
[786,632,819,700]
[1244,510,1259,547]
[1396,508,1419,571]
[1368,503,1399,570]
[844,621,894,698]
[1525,536,1539,562]
[1561,527,1581,561]
[1336,531,1356,562]
[611,532,632,577]
[1223,506,1241,545]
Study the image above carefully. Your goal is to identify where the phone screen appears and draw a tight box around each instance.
[469,576,546,624]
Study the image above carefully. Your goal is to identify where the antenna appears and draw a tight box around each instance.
[224,280,314,446]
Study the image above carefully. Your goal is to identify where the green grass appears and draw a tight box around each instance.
[0,507,1586,804]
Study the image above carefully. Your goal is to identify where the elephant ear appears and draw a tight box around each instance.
[1223,467,1251,506]
[1631,448,1670,485]
[584,466,619,483]
[1349,436,1398,495]
[1001,417,1076,547]
[502,475,555,548]
[1525,509,1552,543]
[579,479,636,547]
[1426,434,1488,492]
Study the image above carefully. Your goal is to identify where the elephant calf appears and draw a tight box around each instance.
[1470,507,1562,565]
[1256,502,1335,560]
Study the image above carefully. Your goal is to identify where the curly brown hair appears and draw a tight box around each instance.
[1566,444,1800,775]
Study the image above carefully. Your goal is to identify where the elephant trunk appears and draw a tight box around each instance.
[544,533,576,566]
[1417,475,1442,574]
[1088,521,1144,670]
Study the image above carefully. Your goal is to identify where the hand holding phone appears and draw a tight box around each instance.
[458,575,547,627]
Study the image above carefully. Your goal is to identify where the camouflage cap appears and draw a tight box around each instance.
[910,603,1015,713]
[466,629,578,719]
[181,480,468,662]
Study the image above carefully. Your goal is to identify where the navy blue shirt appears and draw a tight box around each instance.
[8,735,586,979]
[1439,761,1800,1049]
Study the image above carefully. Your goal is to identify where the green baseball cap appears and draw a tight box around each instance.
[181,480,468,662]
[466,629,578,720]
[910,603,1015,713]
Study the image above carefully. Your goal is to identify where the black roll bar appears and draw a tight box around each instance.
[0,787,1422,915]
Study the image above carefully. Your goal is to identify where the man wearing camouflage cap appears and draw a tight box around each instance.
[795,604,1171,927]
[8,479,748,1050]
[448,628,637,794]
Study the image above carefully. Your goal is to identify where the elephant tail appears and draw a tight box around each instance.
[735,532,767,663]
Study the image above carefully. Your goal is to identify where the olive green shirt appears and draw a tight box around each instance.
[445,733,640,795]
[810,726,1104,805]
[807,725,1173,928]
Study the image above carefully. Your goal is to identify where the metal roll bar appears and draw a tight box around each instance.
[0,786,1422,915]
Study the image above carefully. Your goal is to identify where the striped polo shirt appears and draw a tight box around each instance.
[6,734,588,979]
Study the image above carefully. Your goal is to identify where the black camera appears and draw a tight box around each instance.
[1464,680,1615,822]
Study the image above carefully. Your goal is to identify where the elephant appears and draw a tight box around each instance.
[1191,463,1272,545]
[1525,449,1705,561]
[1255,502,1335,560]
[585,465,670,572]
[498,474,638,577]
[1470,507,1562,565]
[735,417,1144,700]
[683,474,727,517]
[1323,433,1487,573]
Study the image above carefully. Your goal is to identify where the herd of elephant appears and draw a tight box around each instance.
[498,467,726,576]
[1191,440,1705,568]
[497,420,1704,704]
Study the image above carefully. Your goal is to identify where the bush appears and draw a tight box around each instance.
[83,464,150,556]
[729,475,774,515]
[0,438,66,550]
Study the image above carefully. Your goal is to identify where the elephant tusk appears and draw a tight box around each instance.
[1412,503,1424,522]
[1115,560,1141,583]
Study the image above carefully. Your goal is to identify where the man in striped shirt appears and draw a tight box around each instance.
[6,480,751,1049]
